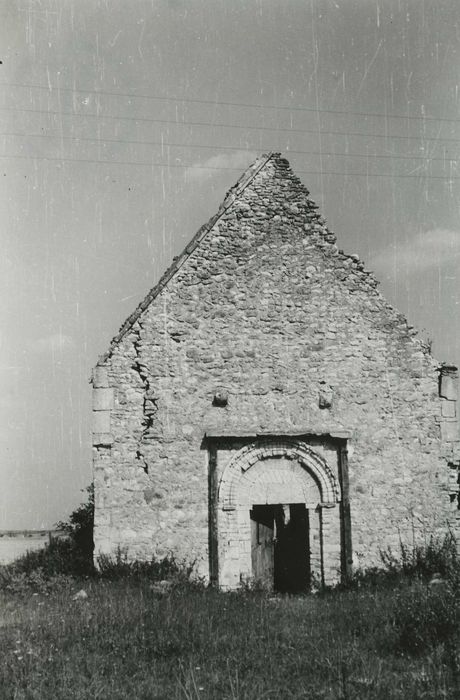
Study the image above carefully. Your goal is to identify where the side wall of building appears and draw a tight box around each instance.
[93,157,459,580]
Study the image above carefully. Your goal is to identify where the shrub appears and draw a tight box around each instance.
[55,483,94,564]
[350,533,459,590]
[0,485,95,592]
[380,532,458,582]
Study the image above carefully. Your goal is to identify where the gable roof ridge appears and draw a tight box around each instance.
[97,152,275,365]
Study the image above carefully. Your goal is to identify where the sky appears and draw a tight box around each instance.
[1,0,460,529]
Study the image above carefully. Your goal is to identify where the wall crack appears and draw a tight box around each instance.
[132,322,158,474]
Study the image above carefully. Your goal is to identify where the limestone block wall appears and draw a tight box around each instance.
[92,153,459,583]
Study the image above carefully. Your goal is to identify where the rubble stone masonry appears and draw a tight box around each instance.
[92,153,460,588]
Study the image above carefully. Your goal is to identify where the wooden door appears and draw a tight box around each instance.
[250,505,275,590]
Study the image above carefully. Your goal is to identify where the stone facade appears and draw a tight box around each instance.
[92,153,460,590]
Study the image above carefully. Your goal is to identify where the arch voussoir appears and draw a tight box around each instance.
[219,439,340,509]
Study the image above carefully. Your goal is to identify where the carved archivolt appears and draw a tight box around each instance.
[218,439,340,509]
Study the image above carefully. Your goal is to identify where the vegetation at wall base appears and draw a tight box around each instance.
[1,497,460,697]
[348,532,459,590]
[1,576,460,699]
[0,485,199,593]
[55,483,95,570]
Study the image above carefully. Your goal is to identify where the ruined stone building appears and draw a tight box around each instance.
[92,153,460,591]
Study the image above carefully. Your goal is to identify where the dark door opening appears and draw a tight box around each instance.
[250,504,310,593]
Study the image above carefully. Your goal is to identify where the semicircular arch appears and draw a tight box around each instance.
[218,439,340,510]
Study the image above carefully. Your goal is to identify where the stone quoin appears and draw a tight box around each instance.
[92,153,460,591]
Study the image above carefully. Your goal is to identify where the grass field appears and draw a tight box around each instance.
[1,576,460,700]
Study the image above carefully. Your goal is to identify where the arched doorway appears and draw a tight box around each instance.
[216,439,342,591]
[250,502,311,593]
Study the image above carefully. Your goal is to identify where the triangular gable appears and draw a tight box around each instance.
[97,152,275,365]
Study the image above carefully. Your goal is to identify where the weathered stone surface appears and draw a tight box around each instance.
[92,388,114,411]
[92,411,111,435]
[440,366,459,401]
[442,401,456,418]
[441,421,460,443]
[92,366,109,388]
[92,153,460,589]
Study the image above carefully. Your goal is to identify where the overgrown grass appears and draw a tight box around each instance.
[1,579,460,699]
[96,546,197,584]
[1,534,460,698]
[350,533,460,590]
